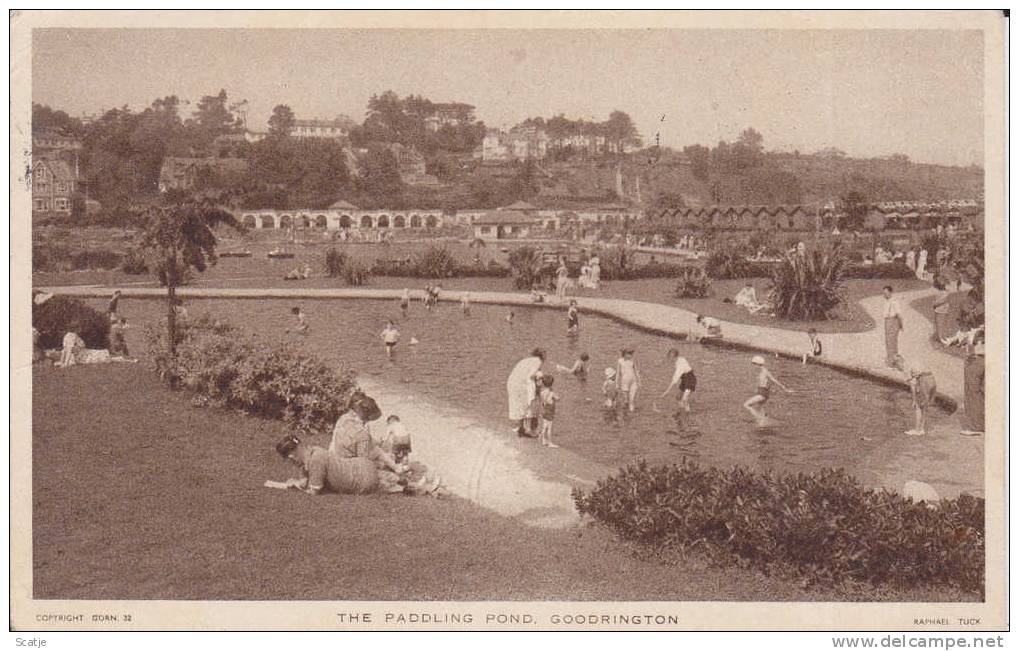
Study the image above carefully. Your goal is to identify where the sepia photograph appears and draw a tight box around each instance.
[9,10,1007,632]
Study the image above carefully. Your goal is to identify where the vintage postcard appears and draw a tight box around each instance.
[10,10,1007,632]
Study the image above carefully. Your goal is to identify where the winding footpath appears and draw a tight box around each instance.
[39,283,984,525]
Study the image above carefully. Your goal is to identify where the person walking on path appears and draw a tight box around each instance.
[882,285,904,367]
[932,278,953,341]
[961,336,985,436]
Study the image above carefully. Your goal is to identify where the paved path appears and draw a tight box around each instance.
[39,283,984,507]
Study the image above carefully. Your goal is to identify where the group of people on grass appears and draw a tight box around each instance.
[34,290,138,367]
[272,389,444,497]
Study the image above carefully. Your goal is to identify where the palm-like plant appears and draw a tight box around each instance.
[140,198,241,354]
[507,245,547,290]
[770,248,848,320]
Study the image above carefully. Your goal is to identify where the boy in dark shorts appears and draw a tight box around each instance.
[743,355,792,426]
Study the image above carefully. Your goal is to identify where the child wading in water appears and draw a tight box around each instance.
[615,348,640,413]
[538,375,559,448]
[602,368,621,424]
[566,300,580,334]
[290,306,309,335]
[661,348,696,413]
[556,352,589,381]
[381,320,400,359]
[802,328,822,363]
[400,288,410,317]
[743,355,793,427]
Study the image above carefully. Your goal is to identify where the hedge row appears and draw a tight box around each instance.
[573,459,984,594]
[33,242,124,272]
[146,315,357,436]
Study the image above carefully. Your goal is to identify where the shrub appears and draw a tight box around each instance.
[121,248,150,275]
[146,315,357,436]
[596,246,634,281]
[705,243,752,279]
[573,459,984,593]
[770,250,847,320]
[413,245,459,279]
[342,259,372,286]
[673,267,711,298]
[32,296,111,349]
[507,246,547,290]
[71,248,123,270]
[325,247,347,278]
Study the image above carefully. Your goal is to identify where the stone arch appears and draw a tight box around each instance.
[339,214,352,228]
[377,214,390,228]
[297,214,311,229]
[394,215,406,228]
[410,214,422,228]
[260,213,277,229]
[316,214,328,229]
[242,214,257,229]
[425,214,438,228]
[279,214,293,229]
[360,214,373,228]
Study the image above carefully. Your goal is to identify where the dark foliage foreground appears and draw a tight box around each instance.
[146,315,357,436]
[574,459,984,595]
[33,295,110,349]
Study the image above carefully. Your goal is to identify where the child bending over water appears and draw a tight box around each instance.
[556,353,589,380]
[743,355,793,427]
[893,355,937,436]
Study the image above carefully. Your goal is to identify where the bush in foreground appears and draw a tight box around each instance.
[33,296,111,349]
[769,250,847,320]
[673,267,711,298]
[573,459,984,594]
[146,315,357,436]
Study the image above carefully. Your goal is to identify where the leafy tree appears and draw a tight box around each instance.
[190,89,243,141]
[839,190,869,230]
[604,110,639,153]
[139,197,240,354]
[357,145,403,199]
[683,144,711,181]
[32,103,85,136]
[267,104,295,139]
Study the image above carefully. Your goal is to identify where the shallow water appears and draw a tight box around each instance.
[119,297,923,477]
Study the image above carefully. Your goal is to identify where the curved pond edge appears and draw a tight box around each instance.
[38,284,958,413]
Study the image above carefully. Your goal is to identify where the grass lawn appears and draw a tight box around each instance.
[31,363,970,602]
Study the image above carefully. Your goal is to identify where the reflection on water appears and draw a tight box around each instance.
[122,298,921,477]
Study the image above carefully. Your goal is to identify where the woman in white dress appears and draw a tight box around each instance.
[915,249,928,280]
[507,349,545,437]
[589,257,601,289]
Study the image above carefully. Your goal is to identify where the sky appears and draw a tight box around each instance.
[32,28,984,166]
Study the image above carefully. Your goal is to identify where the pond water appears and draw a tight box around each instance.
[118,297,925,478]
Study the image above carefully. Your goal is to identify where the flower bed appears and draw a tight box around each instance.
[574,459,984,594]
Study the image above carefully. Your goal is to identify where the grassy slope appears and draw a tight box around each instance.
[31,364,969,601]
